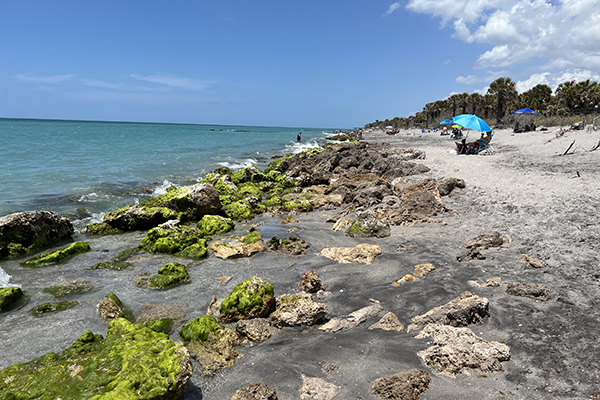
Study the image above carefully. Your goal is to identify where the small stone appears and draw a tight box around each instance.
[332,218,353,232]
[299,270,324,293]
[369,312,405,331]
[392,274,419,286]
[414,263,435,277]
[320,302,384,333]
[518,254,548,268]
[506,282,552,301]
[322,363,339,375]
[216,276,233,285]
[395,244,412,252]
[236,318,275,342]
[231,383,278,400]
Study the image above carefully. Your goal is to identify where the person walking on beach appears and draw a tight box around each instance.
[297,132,302,142]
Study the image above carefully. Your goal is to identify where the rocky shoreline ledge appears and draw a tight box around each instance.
[1,129,599,399]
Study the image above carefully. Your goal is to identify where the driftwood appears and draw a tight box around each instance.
[590,139,600,152]
[563,140,576,156]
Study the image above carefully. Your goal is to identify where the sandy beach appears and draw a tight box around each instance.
[1,126,600,399]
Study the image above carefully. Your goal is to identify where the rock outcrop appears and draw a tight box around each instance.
[506,282,553,301]
[270,293,327,327]
[0,211,74,259]
[317,244,382,265]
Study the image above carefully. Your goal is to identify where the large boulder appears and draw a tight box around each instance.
[407,291,489,332]
[270,293,328,327]
[416,324,511,377]
[100,205,180,232]
[144,183,222,220]
[0,211,74,259]
[0,318,193,399]
[219,276,275,322]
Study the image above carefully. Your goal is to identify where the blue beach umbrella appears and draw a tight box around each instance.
[513,108,538,114]
[452,114,491,132]
[439,119,453,125]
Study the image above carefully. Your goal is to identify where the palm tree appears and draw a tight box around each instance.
[556,80,577,113]
[468,93,484,116]
[488,77,518,122]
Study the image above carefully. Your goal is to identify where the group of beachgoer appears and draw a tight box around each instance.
[454,131,492,155]
[514,122,536,133]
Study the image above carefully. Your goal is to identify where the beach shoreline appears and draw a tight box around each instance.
[1,126,600,399]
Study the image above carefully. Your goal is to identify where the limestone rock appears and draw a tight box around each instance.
[209,231,266,259]
[299,375,341,400]
[320,301,384,333]
[0,318,193,400]
[380,179,450,226]
[414,263,435,277]
[371,369,431,400]
[392,274,419,286]
[456,249,486,262]
[416,324,511,377]
[518,254,548,269]
[407,291,489,332]
[463,232,510,249]
[506,282,553,301]
[236,318,275,342]
[270,293,327,327]
[231,383,278,400]
[299,269,324,293]
[180,315,242,375]
[468,278,502,288]
[279,236,310,255]
[280,216,299,224]
[345,217,391,238]
[436,177,466,197]
[369,312,405,331]
[0,211,74,259]
[317,244,382,265]
[98,292,133,322]
[332,218,353,231]
[219,276,275,322]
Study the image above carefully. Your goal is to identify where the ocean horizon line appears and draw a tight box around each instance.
[0,116,347,131]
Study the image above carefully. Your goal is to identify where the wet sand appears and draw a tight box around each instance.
[1,126,600,399]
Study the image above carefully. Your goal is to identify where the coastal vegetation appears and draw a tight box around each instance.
[366,76,600,128]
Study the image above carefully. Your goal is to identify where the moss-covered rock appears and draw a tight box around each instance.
[179,315,241,376]
[223,200,255,221]
[263,195,284,208]
[197,215,235,236]
[141,225,207,259]
[231,166,262,185]
[85,222,123,235]
[0,318,192,400]
[265,154,292,174]
[237,182,263,198]
[20,241,91,268]
[98,293,133,322]
[283,199,314,212]
[138,262,190,289]
[0,287,24,312]
[143,182,222,221]
[219,276,275,322]
[29,301,79,316]
[43,280,95,298]
[145,318,174,334]
[102,206,181,232]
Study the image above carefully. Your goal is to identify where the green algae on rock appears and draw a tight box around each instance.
[20,241,91,268]
[29,300,79,316]
[85,222,123,235]
[0,287,24,312]
[98,292,133,322]
[141,225,207,259]
[0,318,193,400]
[223,199,255,221]
[43,280,96,298]
[197,215,235,236]
[219,276,275,322]
[208,231,266,259]
[146,318,174,334]
[138,262,190,289]
[179,315,241,375]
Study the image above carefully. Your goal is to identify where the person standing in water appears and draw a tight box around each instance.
[297,132,302,142]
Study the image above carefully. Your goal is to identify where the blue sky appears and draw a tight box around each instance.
[1,1,599,128]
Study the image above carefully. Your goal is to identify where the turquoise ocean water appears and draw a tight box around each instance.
[0,118,338,233]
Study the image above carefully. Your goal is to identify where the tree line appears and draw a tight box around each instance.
[365,77,600,129]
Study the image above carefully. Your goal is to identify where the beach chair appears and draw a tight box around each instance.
[477,133,494,155]
[570,120,585,130]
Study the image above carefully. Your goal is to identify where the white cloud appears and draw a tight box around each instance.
[129,74,214,90]
[13,74,76,84]
[383,2,402,17]
[403,0,600,77]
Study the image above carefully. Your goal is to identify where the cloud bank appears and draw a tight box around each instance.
[404,0,600,91]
